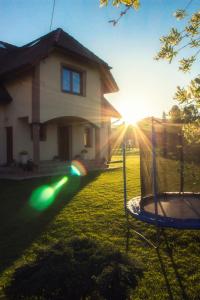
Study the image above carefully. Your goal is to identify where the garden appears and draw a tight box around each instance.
[0,154,200,299]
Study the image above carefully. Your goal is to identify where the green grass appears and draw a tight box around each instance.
[1,154,200,299]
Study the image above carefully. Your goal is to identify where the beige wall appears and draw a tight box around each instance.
[39,51,102,127]
[4,74,32,124]
[15,118,33,161]
[0,74,32,164]
[0,106,6,164]
[40,124,58,161]
[72,125,95,160]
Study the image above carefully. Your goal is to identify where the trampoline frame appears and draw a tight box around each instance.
[123,117,200,248]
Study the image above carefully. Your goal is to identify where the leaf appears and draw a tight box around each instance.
[190,11,200,26]
[100,0,109,7]
[190,39,200,48]
[120,0,140,9]
[179,56,196,73]
[185,25,199,36]
[195,77,200,84]
[101,0,140,9]
[173,9,187,20]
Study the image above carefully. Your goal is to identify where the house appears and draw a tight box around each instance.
[0,28,121,171]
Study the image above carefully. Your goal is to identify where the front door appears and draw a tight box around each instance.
[58,126,71,161]
[6,126,13,165]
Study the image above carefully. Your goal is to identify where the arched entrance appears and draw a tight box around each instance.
[43,116,99,162]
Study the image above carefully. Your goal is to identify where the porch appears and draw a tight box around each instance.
[0,114,113,179]
[2,115,108,163]
[0,159,107,180]
[34,116,102,163]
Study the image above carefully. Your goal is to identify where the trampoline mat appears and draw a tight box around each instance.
[142,193,200,219]
[127,193,200,229]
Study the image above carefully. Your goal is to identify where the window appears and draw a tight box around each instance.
[84,127,93,148]
[62,67,83,95]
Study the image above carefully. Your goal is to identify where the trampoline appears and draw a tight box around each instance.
[123,118,200,230]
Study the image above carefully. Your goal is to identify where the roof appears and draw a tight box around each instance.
[0,28,119,93]
[102,97,121,118]
[0,85,12,104]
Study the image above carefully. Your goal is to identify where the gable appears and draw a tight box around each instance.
[0,29,119,94]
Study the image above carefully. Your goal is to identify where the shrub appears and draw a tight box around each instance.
[5,237,142,300]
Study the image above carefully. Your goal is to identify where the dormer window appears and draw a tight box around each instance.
[62,66,85,96]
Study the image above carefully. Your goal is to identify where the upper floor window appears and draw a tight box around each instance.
[62,67,83,95]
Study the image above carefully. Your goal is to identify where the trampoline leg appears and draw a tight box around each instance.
[125,210,131,252]
[128,222,163,249]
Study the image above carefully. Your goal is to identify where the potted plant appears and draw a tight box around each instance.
[81,148,88,160]
[19,150,29,165]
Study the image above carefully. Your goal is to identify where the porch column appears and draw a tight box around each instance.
[32,65,40,166]
[95,127,101,159]
[107,121,112,162]
[32,123,40,166]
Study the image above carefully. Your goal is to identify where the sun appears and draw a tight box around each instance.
[121,107,145,126]
[123,114,137,126]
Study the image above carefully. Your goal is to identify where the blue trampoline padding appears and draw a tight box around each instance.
[127,195,200,229]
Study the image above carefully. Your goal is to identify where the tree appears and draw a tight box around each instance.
[100,0,140,26]
[155,1,200,140]
[169,105,182,123]
[182,104,199,123]
[155,3,200,116]
[100,0,140,9]
[101,0,200,141]
[100,1,200,121]
[168,104,199,123]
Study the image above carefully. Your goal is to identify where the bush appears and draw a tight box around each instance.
[5,237,142,300]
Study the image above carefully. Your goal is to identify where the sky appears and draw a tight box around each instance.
[0,0,199,123]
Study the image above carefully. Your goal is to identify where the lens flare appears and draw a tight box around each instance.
[71,165,81,176]
[71,160,87,176]
[29,176,69,211]
[29,185,55,211]
[53,176,68,190]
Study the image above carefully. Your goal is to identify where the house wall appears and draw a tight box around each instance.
[40,124,58,161]
[0,106,6,164]
[4,74,32,124]
[0,50,113,164]
[15,118,33,161]
[0,74,32,164]
[39,50,104,161]
[39,51,102,127]
[72,125,95,160]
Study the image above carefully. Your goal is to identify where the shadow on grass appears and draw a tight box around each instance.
[162,230,188,300]
[0,171,101,276]
[156,248,174,300]
[4,237,142,300]
[155,230,188,300]
[126,221,188,300]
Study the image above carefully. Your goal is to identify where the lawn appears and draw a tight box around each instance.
[1,154,200,299]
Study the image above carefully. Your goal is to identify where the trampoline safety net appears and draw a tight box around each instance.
[121,117,200,228]
[139,119,200,198]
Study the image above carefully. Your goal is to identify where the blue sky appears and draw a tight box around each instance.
[0,0,199,122]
